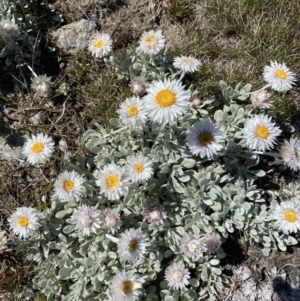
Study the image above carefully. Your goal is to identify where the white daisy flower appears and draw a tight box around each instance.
[53,170,85,202]
[117,97,148,131]
[250,89,273,109]
[137,30,165,55]
[202,233,222,254]
[117,228,147,263]
[71,205,101,236]
[0,231,7,251]
[95,163,130,200]
[187,119,225,159]
[129,78,146,95]
[263,61,296,92]
[273,201,300,233]
[243,114,281,151]
[110,270,141,301]
[144,203,167,225]
[8,207,39,239]
[126,154,153,183]
[88,32,112,58]
[31,75,53,98]
[165,261,190,290]
[101,209,121,234]
[22,133,55,165]
[173,55,202,74]
[180,232,206,259]
[143,79,191,125]
[280,138,300,171]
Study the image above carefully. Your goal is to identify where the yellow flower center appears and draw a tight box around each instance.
[183,57,193,63]
[63,180,74,191]
[122,280,133,295]
[155,89,176,107]
[128,239,138,252]
[31,142,44,154]
[134,164,144,173]
[284,210,297,223]
[199,132,213,146]
[18,216,29,227]
[256,125,269,139]
[275,69,287,80]
[106,174,119,188]
[127,106,139,117]
[94,39,104,49]
[145,35,155,46]
[173,271,182,281]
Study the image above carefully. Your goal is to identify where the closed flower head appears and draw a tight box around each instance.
[144,203,167,225]
[250,89,273,109]
[187,119,224,159]
[180,232,206,259]
[101,209,121,234]
[280,138,300,171]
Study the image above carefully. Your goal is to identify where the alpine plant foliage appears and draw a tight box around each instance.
[4,29,300,301]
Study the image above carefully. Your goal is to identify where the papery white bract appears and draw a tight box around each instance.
[280,138,300,171]
[22,133,55,165]
[144,204,167,225]
[101,209,121,234]
[250,89,273,109]
[71,205,101,236]
[144,79,191,125]
[88,32,112,58]
[180,232,206,259]
[165,262,190,290]
[137,30,165,55]
[53,170,85,201]
[110,270,141,301]
[8,207,39,239]
[187,119,224,159]
[126,153,153,183]
[202,233,222,254]
[129,78,146,95]
[243,114,281,151]
[173,55,202,74]
[263,61,296,92]
[95,163,130,200]
[117,97,148,131]
[117,228,147,263]
[273,201,300,233]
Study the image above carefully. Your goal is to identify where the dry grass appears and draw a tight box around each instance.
[1,0,300,300]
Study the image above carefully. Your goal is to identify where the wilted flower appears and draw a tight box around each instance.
[273,201,300,233]
[8,207,39,239]
[117,228,147,263]
[280,138,300,171]
[180,232,206,259]
[202,233,222,254]
[71,205,101,236]
[243,114,281,151]
[22,133,55,165]
[144,204,167,225]
[110,270,141,301]
[263,61,296,92]
[250,89,273,109]
[31,75,53,98]
[165,262,190,290]
[101,209,121,234]
[0,231,7,251]
[129,78,146,95]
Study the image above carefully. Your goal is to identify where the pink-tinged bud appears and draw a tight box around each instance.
[250,89,272,109]
[129,78,146,95]
[144,204,167,225]
[191,97,201,108]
